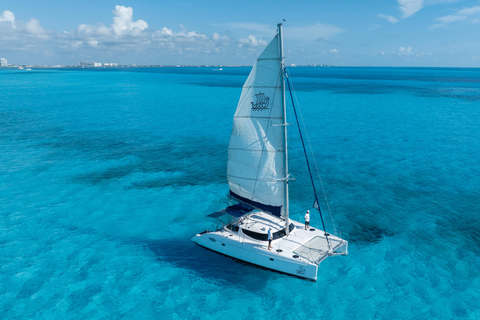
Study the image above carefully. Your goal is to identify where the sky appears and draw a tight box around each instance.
[1,0,480,67]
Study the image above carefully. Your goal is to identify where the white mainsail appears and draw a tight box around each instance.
[227,33,285,216]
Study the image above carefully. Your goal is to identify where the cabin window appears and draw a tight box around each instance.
[242,229,268,241]
[226,224,239,232]
[241,223,295,241]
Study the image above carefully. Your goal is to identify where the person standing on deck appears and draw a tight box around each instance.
[305,210,310,230]
[268,228,272,250]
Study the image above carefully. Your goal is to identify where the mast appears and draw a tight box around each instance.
[278,22,290,235]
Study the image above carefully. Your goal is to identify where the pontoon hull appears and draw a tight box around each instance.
[191,231,319,281]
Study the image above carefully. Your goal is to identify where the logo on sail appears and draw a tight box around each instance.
[251,92,270,111]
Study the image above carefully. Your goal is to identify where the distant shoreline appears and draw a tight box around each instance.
[1,65,479,69]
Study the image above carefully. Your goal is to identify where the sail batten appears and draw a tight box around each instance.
[227,176,282,182]
[227,32,285,217]
[228,149,284,152]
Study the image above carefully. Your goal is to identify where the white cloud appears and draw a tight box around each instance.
[150,25,236,58]
[0,10,15,25]
[398,46,413,55]
[399,0,424,18]
[237,35,267,48]
[160,27,173,37]
[330,49,338,53]
[111,5,148,36]
[211,32,220,41]
[87,40,99,48]
[0,10,51,49]
[0,7,343,64]
[211,32,230,44]
[378,0,424,24]
[430,5,480,28]
[58,6,151,51]
[25,19,47,36]
[153,26,210,43]
[378,14,399,24]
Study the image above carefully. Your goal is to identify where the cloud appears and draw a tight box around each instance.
[60,7,235,56]
[398,46,413,55]
[150,25,235,58]
[1,7,342,65]
[378,14,399,24]
[0,10,15,24]
[399,0,424,18]
[111,5,148,36]
[0,10,51,49]
[24,19,48,37]
[237,35,267,48]
[430,5,480,28]
[379,0,424,24]
[153,26,214,44]
[58,5,151,51]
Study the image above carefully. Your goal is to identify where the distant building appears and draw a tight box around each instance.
[80,61,118,67]
[80,61,95,67]
[0,58,7,67]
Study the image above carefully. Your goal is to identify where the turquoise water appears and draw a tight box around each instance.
[1,67,479,319]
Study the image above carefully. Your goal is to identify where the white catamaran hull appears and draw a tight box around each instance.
[192,233,317,280]
[191,215,347,281]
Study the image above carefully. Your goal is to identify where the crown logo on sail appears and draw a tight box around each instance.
[251,92,270,111]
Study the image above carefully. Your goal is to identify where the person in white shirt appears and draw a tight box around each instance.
[268,227,272,250]
[304,210,310,230]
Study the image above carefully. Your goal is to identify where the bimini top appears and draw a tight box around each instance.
[206,203,255,219]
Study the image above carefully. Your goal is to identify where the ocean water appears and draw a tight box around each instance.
[1,66,479,319]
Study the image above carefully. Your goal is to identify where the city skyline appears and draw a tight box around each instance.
[1,0,480,67]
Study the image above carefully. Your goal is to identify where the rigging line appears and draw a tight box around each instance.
[285,68,338,236]
[284,68,331,248]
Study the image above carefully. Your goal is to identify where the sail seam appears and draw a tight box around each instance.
[243,85,281,87]
[227,175,280,182]
[233,116,283,119]
[257,58,281,61]
[228,148,283,152]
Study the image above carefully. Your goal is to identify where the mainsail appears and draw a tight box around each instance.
[227,33,285,216]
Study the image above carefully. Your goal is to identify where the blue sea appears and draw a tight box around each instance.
[1,66,479,319]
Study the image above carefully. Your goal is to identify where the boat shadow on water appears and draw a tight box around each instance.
[137,237,274,290]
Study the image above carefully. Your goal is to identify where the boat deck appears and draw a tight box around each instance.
[241,212,285,233]
[226,211,347,265]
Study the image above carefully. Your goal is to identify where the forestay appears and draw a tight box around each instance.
[227,34,285,217]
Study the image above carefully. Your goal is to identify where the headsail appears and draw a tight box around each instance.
[227,32,285,217]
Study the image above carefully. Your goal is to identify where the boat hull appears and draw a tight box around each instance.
[191,231,319,281]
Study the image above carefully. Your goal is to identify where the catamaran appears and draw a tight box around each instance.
[191,23,348,281]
